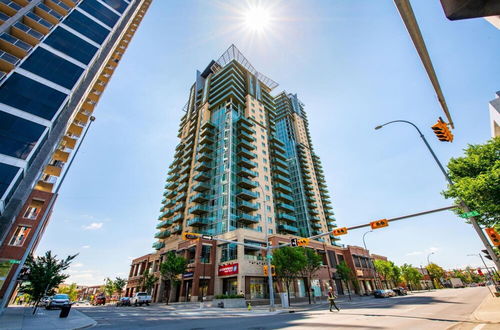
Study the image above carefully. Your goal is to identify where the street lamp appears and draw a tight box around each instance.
[375,120,500,271]
[427,252,435,265]
[362,230,381,290]
[362,230,373,251]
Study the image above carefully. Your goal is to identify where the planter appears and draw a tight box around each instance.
[205,298,246,308]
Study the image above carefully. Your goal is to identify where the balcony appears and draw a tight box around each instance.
[273,174,290,185]
[35,3,63,24]
[238,167,257,178]
[12,22,44,46]
[156,220,172,229]
[193,182,210,192]
[179,165,190,175]
[158,209,173,220]
[273,150,287,161]
[197,152,212,162]
[272,165,289,177]
[194,171,210,182]
[237,147,257,159]
[238,130,255,142]
[24,12,53,34]
[199,135,214,145]
[200,126,214,137]
[0,33,32,58]
[275,192,293,203]
[277,213,296,222]
[173,202,185,213]
[325,209,335,215]
[152,241,165,250]
[311,223,322,229]
[270,135,284,146]
[310,216,321,222]
[177,183,188,192]
[308,202,318,209]
[238,120,255,134]
[276,203,294,213]
[304,179,313,185]
[278,224,298,234]
[171,225,182,234]
[323,202,333,210]
[164,189,177,198]
[309,209,319,215]
[167,172,180,182]
[237,188,258,200]
[155,230,171,239]
[0,0,21,16]
[172,213,184,223]
[237,213,259,224]
[47,0,71,14]
[238,139,256,150]
[237,200,258,212]
[327,221,336,227]
[238,157,257,169]
[199,143,213,153]
[274,158,287,168]
[305,189,315,197]
[191,193,209,203]
[187,217,210,227]
[237,177,258,189]
[195,161,210,171]
[189,204,209,215]
[178,174,189,183]
[274,183,292,193]
[181,156,191,167]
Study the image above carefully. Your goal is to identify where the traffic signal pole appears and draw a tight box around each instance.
[375,120,500,271]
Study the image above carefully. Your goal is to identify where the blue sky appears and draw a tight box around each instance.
[36,0,499,285]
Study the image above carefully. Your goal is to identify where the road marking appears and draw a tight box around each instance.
[472,324,486,330]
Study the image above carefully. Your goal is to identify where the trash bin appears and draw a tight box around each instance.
[280,293,289,308]
[59,304,72,318]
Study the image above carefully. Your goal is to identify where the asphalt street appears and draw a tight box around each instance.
[77,287,492,330]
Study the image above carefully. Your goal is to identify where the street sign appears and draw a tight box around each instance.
[9,260,20,264]
[201,235,213,240]
[290,238,298,247]
[266,255,273,260]
[459,211,480,219]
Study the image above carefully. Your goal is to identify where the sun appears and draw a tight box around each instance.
[243,5,271,32]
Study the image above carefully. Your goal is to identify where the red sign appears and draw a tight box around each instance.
[218,263,239,276]
[477,268,484,276]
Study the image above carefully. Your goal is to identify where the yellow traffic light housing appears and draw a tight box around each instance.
[297,238,309,247]
[332,227,348,236]
[431,118,454,142]
[370,219,389,230]
[263,265,276,276]
[182,232,201,240]
[485,228,500,247]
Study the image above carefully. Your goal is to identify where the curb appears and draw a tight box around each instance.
[73,320,97,330]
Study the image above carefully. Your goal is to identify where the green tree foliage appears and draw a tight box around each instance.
[104,278,115,298]
[58,283,78,301]
[374,259,393,288]
[400,264,423,291]
[272,246,307,306]
[443,137,500,227]
[336,261,354,301]
[298,248,323,304]
[389,262,402,286]
[141,267,158,294]
[19,251,77,313]
[113,277,127,298]
[426,263,445,288]
[160,251,187,304]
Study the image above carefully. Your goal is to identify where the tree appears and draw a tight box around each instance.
[298,248,323,304]
[374,260,393,288]
[336,261,353,301]
[58,283,78,301]
[388,262,402,287]
[400,264,423,291]
[443,137,500,227]
[426,263,445,289]
[159,251,187,304]
[19,251,77,314]
[104,278,115,299]
[113,277,127,299]
[141,267,158,295]
[272,246,307,307]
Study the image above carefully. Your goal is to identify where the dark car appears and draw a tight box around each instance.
[116,297,131,306]
[374,289,394,298]
[392,287,408,296]
[93,294,106,306]
[46,294,70,309]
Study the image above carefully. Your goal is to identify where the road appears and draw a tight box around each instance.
[77,287,492,330]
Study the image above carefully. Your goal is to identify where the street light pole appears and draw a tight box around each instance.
[427,252,435,266]
[362,230,372,251]
[375,120,500,271]
[362,230,380,290]
[258,184,275,312]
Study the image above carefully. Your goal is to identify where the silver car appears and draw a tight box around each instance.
[46,294,70,309]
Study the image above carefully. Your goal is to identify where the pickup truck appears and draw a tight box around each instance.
[130,292,152,306]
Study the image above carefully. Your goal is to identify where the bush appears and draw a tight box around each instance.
[214,294,244,299]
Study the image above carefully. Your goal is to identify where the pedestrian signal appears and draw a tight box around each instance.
[332,227,348,236]
[370,219,388,230]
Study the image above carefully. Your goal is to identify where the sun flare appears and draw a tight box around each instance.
[244,5,271,32]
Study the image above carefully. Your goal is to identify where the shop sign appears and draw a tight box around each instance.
[182,272,194,278]
[218,263,238,276]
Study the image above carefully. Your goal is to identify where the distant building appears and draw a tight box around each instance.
[489,91,500,138]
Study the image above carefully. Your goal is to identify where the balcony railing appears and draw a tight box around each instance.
[276,203,294,213]
[195,161,210,171]
[238,167,257,178]
[172,213,184,223]
[0,32,32,52]
[187,217,210,227]
[156,220,172,229]
[277,213,296,222]
[238,157,257,169]
[13,22,44,41]
[237,188,258,200]
[237,200,259,212]
[274,183,292,193]
[275,192,293,203]
[189,204,209,215]
[237,177,258,189]
[0,50,19,66]
[194,171,210,182]
[278,224,298,233]
[237,213,259,224]
[152,241,165,250]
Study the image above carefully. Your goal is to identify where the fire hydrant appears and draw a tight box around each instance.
[247,302,252,311]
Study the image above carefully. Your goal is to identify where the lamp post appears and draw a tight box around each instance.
[258,183,275,312]
[362,230,373,251]
[427,252,435,265]
[375,120,500,271]
[362,230,380,290]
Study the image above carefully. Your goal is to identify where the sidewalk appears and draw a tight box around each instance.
[473,291,500,323]
[0,306,96,330]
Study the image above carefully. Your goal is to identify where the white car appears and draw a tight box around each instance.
[46,294,70,309]
[130,292,151,306]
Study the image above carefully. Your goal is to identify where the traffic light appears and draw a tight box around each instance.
[332,227,348,236]
[482,249,493,261]
[477,268,484,276]
[297,238,310,247]
[440,0,500,21]
[290,238,298,247]
[370,219,389,230]
[182,232,201,240]
[485,228,500,246]
[431,118,454,142]
[263,265,276,276]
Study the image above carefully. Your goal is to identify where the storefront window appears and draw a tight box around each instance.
[310,279,321,297]
[222,277,238,295]
[296,279,306,297]
[220,243,237,262]
[250,277,267,299]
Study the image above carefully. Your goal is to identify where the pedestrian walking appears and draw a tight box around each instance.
[328,287,339,312]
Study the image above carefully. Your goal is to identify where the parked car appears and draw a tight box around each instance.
[92,294,106,306]
[45,294,70,309]
[374,289,395,298]
[130,292,152,306]
[116,297,131,307]
[39,296,50,307]
[392,287,408,296]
